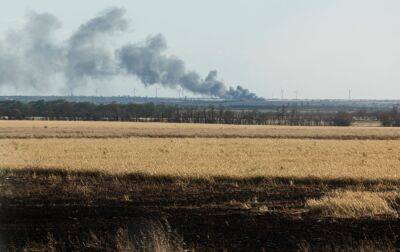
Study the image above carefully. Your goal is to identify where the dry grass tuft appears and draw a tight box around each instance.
[307,190,399,218]
[20,222,184,251]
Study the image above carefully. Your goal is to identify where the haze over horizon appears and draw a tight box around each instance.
[1,0,400,99]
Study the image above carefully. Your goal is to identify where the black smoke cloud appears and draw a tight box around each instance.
[0,7,261,99]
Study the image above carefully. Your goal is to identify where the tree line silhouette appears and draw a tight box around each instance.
[0,99,378,126]
[378,106,400,126]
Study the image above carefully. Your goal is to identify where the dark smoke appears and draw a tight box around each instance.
[226,85,258,99]
[0,7,261,99]
[117,35,229,97]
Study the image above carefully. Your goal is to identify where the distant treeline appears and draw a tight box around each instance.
[378,106,400,127]
[0,99,378,126]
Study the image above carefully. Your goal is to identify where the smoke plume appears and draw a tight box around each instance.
[65,8,128,88]
[0,11,63,90]
[0,7,261,99]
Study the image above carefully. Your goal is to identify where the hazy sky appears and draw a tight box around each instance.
[1,0,400,99]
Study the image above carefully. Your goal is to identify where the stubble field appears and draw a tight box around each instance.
[2,137,400,180]
[2,119,400,139]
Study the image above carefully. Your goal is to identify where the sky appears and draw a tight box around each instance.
[1,0,400,99]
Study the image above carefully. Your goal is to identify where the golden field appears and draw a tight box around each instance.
[3,120,400,223]
[2,120,400,140]
[2,137,400,179]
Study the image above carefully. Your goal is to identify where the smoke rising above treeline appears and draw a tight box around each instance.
[0,7,260,99]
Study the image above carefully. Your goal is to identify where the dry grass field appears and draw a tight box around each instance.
[2,120,400,250]
[2,137,400,180]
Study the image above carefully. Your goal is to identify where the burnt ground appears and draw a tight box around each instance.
[1,169,400,251]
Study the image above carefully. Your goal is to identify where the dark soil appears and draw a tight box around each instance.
[1,169,399,251]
